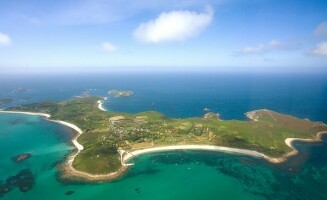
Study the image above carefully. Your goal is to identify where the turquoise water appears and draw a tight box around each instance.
[1,73,327,199]
[0,114,264,200]
[1,113,327,199]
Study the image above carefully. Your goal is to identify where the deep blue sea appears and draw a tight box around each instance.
[0,72,327,200]
[1,72,326,122]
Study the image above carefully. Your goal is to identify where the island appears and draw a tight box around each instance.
[1,96,326,182]
[108,90,134,97]
[9,88,26,94]
[0,98,13,105]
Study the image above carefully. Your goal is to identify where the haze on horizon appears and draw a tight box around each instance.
[0,0,327,73]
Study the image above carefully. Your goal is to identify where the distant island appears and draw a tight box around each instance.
[108,90,134,97]
[0,99,13,105]
[9,88,26,94]
[1,96,326,182]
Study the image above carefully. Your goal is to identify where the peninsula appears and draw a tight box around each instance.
[108,90,134,97]
[2,96,327,182]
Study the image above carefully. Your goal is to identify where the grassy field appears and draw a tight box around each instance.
[6,96,327,175]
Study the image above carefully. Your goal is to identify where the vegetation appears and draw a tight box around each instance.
[6,96,327,175]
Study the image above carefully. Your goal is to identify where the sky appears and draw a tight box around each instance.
[0,0,327,73]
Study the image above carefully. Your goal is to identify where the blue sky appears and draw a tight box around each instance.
[0,0,327,72]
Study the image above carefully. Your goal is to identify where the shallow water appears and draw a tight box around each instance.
[0,113,264,200]
[1,73,327,199]
[1,113,326,199]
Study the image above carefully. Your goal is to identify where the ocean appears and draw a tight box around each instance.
[0,72,326,199]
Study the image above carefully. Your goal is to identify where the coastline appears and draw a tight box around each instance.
[277,131,327,163]
[0,110,51,118]
[0,110,87,178]
[61,154,129,182]
[1,109,327,182]
[97,100,107,111]
[0,110,130,182]
[121,145,269,165]
[121,130,327,165]
[245,110,327,163]
[0,110,83,150]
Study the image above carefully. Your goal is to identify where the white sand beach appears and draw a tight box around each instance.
[0,110,84,151]
[51,120,83,150]
[122,130,327,165]
[285,136,324,148]
[281,131,327,162]
[0,110,51,118]
[0,110,122,181]
[97,100,107,111]
[122,145,269,164]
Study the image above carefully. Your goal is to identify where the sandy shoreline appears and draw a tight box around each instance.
[122,145,269,163]
[121,131,326,164]
[122,132,327,165]
[97,100,107,111]
[0,110,129,181]
[0,110,51,118]
[0,110,84,151]
[51,120,84,150]
[1,110,327,182]
[278,131,327,162]
[61,152,129,182]
[0,110,87,176]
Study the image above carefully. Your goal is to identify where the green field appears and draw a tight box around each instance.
[6,96,327,175]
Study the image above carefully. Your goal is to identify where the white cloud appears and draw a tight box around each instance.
[0,32,11,46]
[235,39,299,56]
[314,22,327,36]
[269,39,282,48]
[133,6,214,43]
[309,41,327,56]
[241,43,266,55]
[101,42,118,52]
